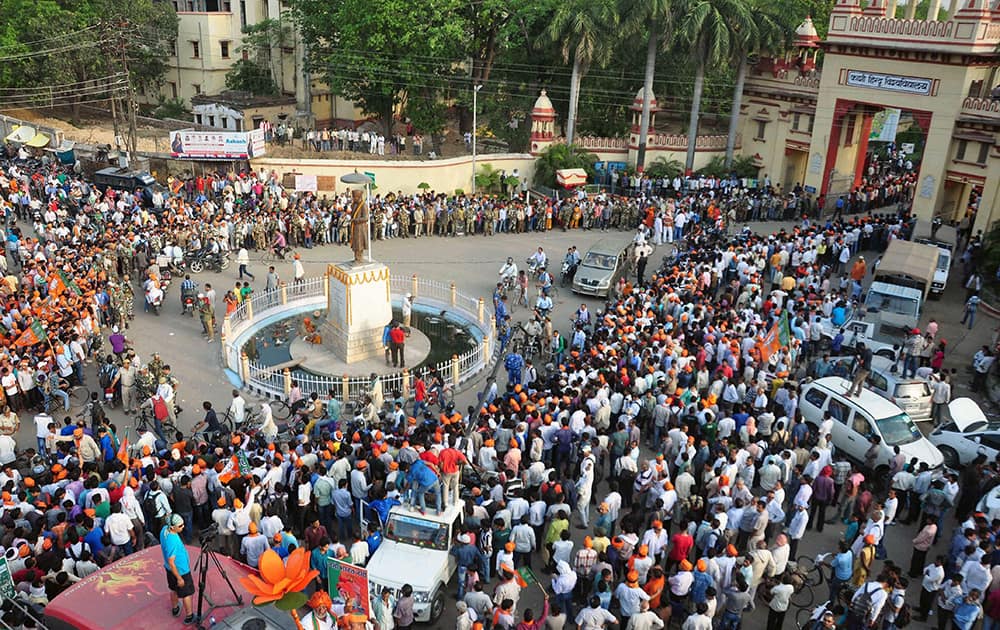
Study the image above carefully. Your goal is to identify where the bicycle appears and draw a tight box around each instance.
[790,553,832,609]
[135,407,177,438]
[260,247,296,265]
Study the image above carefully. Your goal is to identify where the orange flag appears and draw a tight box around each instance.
[117,436,129,467]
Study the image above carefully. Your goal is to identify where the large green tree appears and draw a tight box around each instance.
[291,0,465,134]
[622,0,674,170]
[675,0,753,173]
[545,0,618,145]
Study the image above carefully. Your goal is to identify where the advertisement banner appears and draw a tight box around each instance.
[295,174,318,192]
[869,108,901,142]
[169,128,266,160]
[328,558,371,619]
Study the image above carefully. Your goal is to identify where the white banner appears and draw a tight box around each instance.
[169,128,267,160]
[294,174,318,192]
[846,70,931,95]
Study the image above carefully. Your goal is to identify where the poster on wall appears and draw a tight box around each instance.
[169,128,267,159]
[295,174,318,192]
[869,108,901,142]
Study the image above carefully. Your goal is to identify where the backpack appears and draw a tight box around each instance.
[98,364,116,389]
[142,490,161,519]
[152,396,169,421]
[850,584,879,622]
[895,601,912,628]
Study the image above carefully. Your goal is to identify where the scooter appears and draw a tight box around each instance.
[180,290,197,317]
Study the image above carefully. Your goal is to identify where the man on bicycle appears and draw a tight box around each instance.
[191,400,226,439]
[527,247,547,274]
[536,267,553,295]
[271,231,288,259]
[498,257,518,287]
[535,289,553,319]
[574,304,592,328]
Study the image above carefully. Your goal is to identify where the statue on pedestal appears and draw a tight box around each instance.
[350,188,369,264]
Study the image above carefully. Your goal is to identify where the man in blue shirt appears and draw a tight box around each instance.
[404,459,442,515]
[161,513,195,623]
[830,539,854,604]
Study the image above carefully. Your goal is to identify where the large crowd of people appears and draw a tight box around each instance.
[0,143,995,630]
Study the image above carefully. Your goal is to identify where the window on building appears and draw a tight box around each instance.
[239,0,247,28]
[221,117,228,129]
[168,82,177,99]
[978,141,990,164]
[807,115,814,133]
[170,40,177,57]
[191,40,200,58]
[235,119,243,131]
[195,114,203,125]
[193,84,202,95]
[208,115,216,126]
[956,140,968,161]
[220,41,231,58]
[792,113,801,131]
[755,121,767,140]
[969,80,984,98]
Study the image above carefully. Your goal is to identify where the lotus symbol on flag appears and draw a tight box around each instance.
[239,547,319,629]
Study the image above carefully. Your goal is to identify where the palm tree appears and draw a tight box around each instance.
[546,0,619,145]
[675,0,754,173]
[533,143,599,188]
[725,9,789,167]
[621,0,674,171]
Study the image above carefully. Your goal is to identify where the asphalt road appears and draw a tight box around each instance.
[8,219,992,629]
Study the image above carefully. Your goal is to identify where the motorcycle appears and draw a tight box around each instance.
[147,289,164,316]
[180,290,197,317]
[187,251,230,274]
[560,260,579,287]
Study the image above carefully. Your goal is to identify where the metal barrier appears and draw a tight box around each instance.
[222,274,497,403]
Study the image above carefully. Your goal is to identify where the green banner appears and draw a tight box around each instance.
[0,556,15,600]
[237,450,251,475]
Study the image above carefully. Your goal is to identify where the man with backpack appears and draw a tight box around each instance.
[847,576,890,630]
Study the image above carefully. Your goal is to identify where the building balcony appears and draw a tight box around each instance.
[826,15,1000,55]
[960,96,1000,122]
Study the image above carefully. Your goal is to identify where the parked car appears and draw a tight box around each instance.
[366,502,464,623]
[825,356,932,422]
[572,239,633,297]
[928,397,998,467]
[798,376,943,478]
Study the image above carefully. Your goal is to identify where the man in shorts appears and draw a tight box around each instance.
[161,513,195,623]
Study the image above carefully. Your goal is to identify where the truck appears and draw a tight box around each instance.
[914,238,954,298]
[865,239,940,338]
[365,502,465,623]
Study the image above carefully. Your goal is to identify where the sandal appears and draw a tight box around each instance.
[171,605,181,617]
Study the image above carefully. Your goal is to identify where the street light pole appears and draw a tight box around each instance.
[472,84,483,194]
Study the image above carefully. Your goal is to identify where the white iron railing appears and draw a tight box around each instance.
[222,275,496,403]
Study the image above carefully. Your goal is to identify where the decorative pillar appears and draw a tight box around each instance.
[240,352,250,383]
[402,368,410,399]
[246,298,253,321]
[820,100,852,201]
[886,0,897,17]
[323,272,330,308]
[283,368,292,395]
[451,354,460,387]
[905,0,917,18]
[483,335,491,362]
[342,374,349,402]
[477,298,485,323]
[927,0,941,18]
[222,316,232,340]
[411,273,418,298]
[450,282,457,307]
[280,283,288,305]
[853,111,875,189]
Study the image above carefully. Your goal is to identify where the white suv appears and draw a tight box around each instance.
[366,503,464,623]
[798,377,943,477]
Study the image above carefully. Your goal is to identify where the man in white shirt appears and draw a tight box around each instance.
[33,411,53,454]
[105,503,137,553]
[576,596,618,629]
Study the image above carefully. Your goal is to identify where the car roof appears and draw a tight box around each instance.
[947,397,989,432]
[583,239,629,255]
[388,502,464,524]
[807,377,907,420]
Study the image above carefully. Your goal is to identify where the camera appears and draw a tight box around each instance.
[198,523,219,545]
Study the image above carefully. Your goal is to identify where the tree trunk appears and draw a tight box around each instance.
[637,25,658,171]
[725,57,747,169]
[685,57,705,174]
[566,46,582,145]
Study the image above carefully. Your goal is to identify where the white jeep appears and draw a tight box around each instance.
[366,502,465,623]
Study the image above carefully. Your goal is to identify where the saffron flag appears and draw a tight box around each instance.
[49,274,66,297]
[117,436,129,467]
[13,320,46,348]
[757,310,791,364]
[56,270,81,296]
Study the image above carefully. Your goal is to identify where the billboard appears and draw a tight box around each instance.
[169,128,266,159]
[328,558,370,619]
[869,108,901,142]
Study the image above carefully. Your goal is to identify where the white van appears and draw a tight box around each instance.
[798,377,943,476]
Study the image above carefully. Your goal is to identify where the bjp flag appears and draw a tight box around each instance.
[756,310,789,364]
[13,320,47,348]
[117,436,129,467]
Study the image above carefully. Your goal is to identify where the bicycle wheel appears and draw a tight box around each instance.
[272,399,291,421]
[70,385,90,407]
[795,555,816,575]
[795,606,815,630]
[790,581,814,609]
[221,409,235,432]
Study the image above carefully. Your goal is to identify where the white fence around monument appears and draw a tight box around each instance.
[221,275,496,403]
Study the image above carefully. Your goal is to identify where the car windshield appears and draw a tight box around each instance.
[875,412,921,445]
[582,252,616,269]
[936,253,949,272]
[894,382,930,398]
[864,291,920,317]
[385,513,449,551]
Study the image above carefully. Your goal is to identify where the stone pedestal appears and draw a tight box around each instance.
[322,261,393,363]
